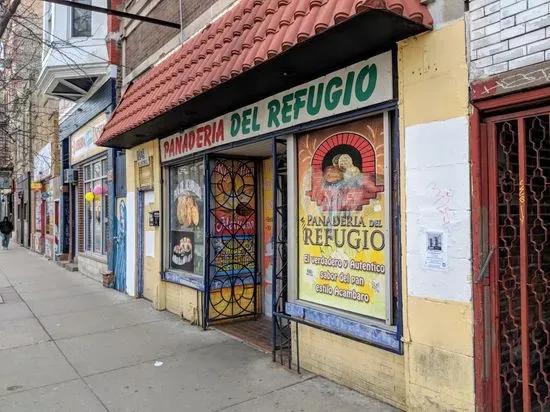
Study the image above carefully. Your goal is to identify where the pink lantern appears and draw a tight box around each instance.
[93,185,103,196]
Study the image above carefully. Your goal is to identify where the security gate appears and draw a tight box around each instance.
[204,157,258,325]
[485,108,550,412]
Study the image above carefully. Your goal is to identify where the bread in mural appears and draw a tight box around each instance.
[177,195,199,227]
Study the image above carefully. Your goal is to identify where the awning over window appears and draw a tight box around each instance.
[98,0,432,148]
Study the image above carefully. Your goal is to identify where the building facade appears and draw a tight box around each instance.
[468,0,550,411]
[37,0,123,280]
[97,1,479,410]
[1,0,60,254]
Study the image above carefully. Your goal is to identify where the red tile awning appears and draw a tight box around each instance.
[98,0,432,147]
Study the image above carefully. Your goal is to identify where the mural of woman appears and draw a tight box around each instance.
[114,200,126,292]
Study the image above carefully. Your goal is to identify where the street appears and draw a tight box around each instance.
[0,245,394,412]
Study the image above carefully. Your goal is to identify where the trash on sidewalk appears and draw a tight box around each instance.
[102,271,115,288]
[154,361,163,367]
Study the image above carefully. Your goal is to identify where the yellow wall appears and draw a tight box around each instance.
[398,20,474,411]
[126,140,165,309]
[294,326,407,409]
[127,140,205,321]
[165,282,202,325]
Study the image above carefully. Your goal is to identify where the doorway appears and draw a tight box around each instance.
[206,139,287,352]
[481,107,550,412]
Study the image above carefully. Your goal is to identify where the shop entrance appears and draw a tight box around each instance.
[481,108,550,412]
[206,140,287,351]
[205,156,259,323]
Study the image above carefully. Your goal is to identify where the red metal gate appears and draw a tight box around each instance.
[484,107,550,412]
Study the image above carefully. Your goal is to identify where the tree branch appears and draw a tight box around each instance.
[0,0,22,39]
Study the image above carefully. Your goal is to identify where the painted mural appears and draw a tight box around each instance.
[114,199,127,292]
[297,115,388,320]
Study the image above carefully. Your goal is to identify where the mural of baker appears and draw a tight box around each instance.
[298,115,388,320]
[307,126,384,212]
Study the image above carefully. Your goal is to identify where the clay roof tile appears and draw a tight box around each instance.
[98,0,433,145]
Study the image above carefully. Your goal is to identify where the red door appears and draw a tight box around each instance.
[482,108,550,412]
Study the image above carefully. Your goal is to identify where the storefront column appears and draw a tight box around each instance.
[398,19,473,411]
[126,141,165,309]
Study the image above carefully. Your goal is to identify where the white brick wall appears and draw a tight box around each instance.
[469,0,550,79]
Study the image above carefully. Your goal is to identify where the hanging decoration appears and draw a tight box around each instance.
[93,185,103,196]
[85,192,95,202]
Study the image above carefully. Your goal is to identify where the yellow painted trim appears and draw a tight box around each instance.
[398,20,468,128]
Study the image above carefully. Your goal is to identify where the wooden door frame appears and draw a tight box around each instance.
[471,85,550,412]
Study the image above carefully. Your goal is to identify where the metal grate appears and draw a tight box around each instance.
[205,157,258,324]
[271,138,290,364]
[493,114,550,412]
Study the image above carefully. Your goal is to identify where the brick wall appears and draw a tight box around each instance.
[124,0,218,73]
[469,0,550,80]
[124,0,181,72]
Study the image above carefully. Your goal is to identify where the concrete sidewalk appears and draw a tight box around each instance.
[0,245,395,412]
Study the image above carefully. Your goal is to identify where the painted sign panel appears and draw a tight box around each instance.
[161,52,393,162]
[70,113,108,165]
[34,143,52,182]
[297,116,388,320]
[263,158,274,316]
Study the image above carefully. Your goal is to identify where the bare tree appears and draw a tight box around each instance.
[1,0,110,179]
[0,0,23,39]
[1,0,54,178]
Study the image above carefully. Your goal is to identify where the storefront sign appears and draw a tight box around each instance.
[70,113,108,165]
[136,148,150,167]
[161,52,393,162]
[31,182,42,191]
[297,116,388,320]
[34,143,52,182]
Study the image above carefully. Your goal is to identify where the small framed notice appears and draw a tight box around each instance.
[424,230,447,271]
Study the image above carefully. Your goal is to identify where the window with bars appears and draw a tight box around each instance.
[71,0,92,38]
[83,157,108,255]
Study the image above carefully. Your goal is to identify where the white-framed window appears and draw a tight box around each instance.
[83,157,108,254]
[71,0,92,38]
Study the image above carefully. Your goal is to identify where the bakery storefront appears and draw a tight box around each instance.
[160,51,398,351]
[98,1,477,409]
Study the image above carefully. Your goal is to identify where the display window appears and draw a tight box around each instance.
[168,160,204,276]
[83,157,108,255]
[296,114,392,322]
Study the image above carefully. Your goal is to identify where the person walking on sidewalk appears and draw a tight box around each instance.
[0,216,14,250]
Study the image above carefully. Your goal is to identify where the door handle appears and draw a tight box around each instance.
[476,246,495,283]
